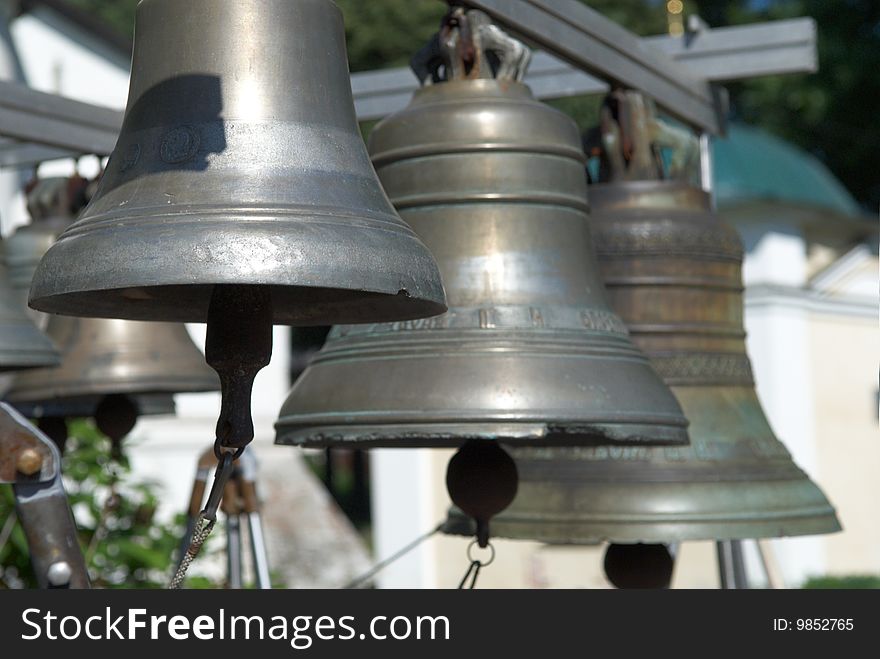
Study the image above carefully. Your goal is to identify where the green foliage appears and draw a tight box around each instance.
[702,0,880,213]
[802,574,880,589]
[0,419,218,589]
[67,0,139,37]
[335,0,447,72]
[585,0,668,36]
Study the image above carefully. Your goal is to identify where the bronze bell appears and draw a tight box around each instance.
[275,15,688,448]
[7,316,219,419]
[0,245,59,373]
[10,177,90,328]
[6,178,219,430]
[445,178,840,543]
[28,0,445,326]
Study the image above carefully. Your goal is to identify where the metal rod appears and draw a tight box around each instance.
[716,540,749,589]
[226,515,243,589]
[0,511,16,551]
[344,522,444,589]
[350,18,816,122]
[1,403,89,589]
[247,511,272,590]
[755,539,780,589]
[699,132,714,200]
[716,540,734,589]
[0,18,815,164]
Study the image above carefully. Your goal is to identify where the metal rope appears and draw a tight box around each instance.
[343,522,444,589]
[168,513,215,589]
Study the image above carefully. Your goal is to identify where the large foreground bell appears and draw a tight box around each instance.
[28,0,444,325]
[447,181,840,542]
[276,63,688,446]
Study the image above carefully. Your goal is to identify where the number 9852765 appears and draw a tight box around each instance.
[796,618,853,631]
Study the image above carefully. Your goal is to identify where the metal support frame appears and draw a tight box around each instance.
[451,0,724,132]
[717,540,749,589]
[0,402,89,589]
[0,80,122,163]
[178,447,271,589]
[0,16,815,166]
[0,138,75,168]
[353,17,815,121]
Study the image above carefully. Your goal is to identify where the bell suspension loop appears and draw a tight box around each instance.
[457,540,495,589]
[170,284,274,589]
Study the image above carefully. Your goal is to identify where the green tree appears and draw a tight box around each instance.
[694,0,880,212]
[0,419,218,589]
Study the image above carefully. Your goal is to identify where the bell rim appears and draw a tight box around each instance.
[28,210,448,324]
[274,418,690,448]
[442,508,843,543]
[9,393,179,419]
[0,350,62,371]
[6,376,220,403]
[29,286,448,326]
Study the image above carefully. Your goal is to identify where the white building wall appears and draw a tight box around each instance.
[371,448,440,587]
[2,9,129,232]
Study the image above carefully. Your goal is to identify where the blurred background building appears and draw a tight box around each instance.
[0,0,876,588]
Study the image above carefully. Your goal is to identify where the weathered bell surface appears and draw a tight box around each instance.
[0,247,59,372]
[449,180,840,542]
[275,18,688,448]
[0,181,62,374]
[6,178,219,419]
[28,0,445,325]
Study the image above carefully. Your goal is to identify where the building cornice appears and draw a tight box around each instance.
[744,283,878,319]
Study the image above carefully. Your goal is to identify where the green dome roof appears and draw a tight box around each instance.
[712,123,863,218]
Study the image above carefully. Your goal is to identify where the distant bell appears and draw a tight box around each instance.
[0,244,59,373]
[447,180,840,542]
[7,316,219,420]
[275,17,688,447]
[28,0,445,325]
[6,178,218,423]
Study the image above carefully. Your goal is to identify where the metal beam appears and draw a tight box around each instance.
[0,80,122,155]
[455,0,724,133]
[0,138,77,168]
[352,18,816,122]
[645,18,817,81]
[0,18,817,164]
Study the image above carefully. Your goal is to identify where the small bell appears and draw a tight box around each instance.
[28,0,445,326]
[275,12,689,449]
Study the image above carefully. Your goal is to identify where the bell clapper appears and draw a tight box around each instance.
[170,284,273,588]
[94,394,140,461]
[205,284,274,461]
[603,543,676,589]
[446,439,518,588]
